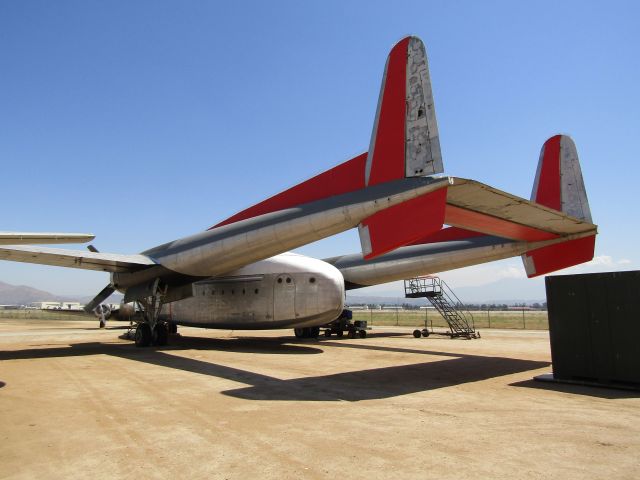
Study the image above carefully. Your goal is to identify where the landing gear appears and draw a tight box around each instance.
[135,323,152,347]
[294,327,320,339]
[131,279,170,347]
[168,323,178,334]
[153,323,169,346]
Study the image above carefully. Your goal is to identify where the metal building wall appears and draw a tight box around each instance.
[545,271,640,386]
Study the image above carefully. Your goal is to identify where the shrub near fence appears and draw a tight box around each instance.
[352,309,549,330]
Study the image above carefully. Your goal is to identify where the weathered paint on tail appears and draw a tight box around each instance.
[365,36,443,187]
[530,135,592,222]
[358,36,446,259]
[522,135,595,277]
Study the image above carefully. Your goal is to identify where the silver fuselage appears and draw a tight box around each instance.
[160,253,345,329]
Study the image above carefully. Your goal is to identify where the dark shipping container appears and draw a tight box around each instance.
[545,271,640,387]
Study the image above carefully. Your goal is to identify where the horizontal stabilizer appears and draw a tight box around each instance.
[0,245,156,273]
[444,177,596,240]
[358,187,447,259]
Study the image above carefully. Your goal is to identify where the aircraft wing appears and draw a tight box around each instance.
[0,232,95,245]
[0,245,155,273]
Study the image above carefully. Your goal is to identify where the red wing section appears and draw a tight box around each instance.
[212,153,367,228]
[358,187,447,259]
[409,226,485,245]
[444,204,558,242]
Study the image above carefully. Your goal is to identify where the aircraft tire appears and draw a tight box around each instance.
[359,330,367,339]
[135,323,152,347]
[421,329,430,338]
[154,324,169,346]
[324,330,331,337]
[294,328,306,339]
[348,330,356,339]
[413,330,421,338]
[168,323,178,334]
[309,327,320,338]
[336,330,344,338]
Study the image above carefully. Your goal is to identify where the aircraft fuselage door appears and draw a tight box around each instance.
[273,275,296,321]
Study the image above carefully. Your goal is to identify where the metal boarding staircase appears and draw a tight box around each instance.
[404,276,478,339]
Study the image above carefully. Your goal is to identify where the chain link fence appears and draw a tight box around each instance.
[351,309,549,330]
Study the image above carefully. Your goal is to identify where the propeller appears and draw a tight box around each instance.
[94,304,112,328]
[84,284,116,314]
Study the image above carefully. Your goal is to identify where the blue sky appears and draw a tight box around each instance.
[1,1,638,298]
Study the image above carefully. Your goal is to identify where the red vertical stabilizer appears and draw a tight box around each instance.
[522,135,595,277]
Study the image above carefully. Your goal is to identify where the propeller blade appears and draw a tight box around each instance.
[84,284,116,313]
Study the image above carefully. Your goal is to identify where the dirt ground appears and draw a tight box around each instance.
[0,318,638,480]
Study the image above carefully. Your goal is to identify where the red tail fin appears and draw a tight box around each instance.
[523,135,595,277]
[365,36,443,187]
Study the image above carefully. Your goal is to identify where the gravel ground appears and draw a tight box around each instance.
[1,319,638,479]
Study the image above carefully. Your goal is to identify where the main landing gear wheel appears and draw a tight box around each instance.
[359,330,367,339]
[168,323,178,334]
[324,330,331,337]
[135,323,152,347]
[336,330,344,338]
[413,330,422,338]
[294,327,320,339]
[153,324,169,346]
[421,329,430,338]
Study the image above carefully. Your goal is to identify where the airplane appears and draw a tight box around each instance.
[0,232,95,245]
[0,36,597,347]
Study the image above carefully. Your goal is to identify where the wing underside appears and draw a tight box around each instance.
[0,245,155,273]
[443,177,596,241]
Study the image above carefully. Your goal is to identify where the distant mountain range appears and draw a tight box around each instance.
[1,276,544,307]
[0,280,122,306]
[347,277,547,306]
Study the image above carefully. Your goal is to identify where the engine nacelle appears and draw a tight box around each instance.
[116,302,136,320]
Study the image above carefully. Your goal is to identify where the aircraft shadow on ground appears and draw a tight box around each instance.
[0,336,548,402]
[510,379,640,400]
